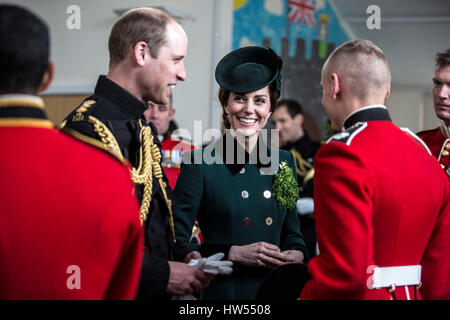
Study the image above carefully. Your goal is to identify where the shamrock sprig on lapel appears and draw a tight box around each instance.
[272,161,300,211]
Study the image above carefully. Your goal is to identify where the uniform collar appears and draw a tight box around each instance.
[439,121,450,139]
[0,94,52,128]
[159,131,170,143]
[217,130,272,174]
[0,94,45,108]
[94,75,147,120]
[342,105,391,131]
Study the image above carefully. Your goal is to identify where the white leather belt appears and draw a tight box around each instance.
[372,265,421,289]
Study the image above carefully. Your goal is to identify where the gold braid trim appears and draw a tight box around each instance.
[58,120,67,130]
[130,122,176,243]
[88,116,124,162]
[0,97,44,109]
[290,148,313,178]
[150,139,176,244]
[439,122,449,139]
[131,125,154,224]
[0,118,53,128]
[303,168,315,184]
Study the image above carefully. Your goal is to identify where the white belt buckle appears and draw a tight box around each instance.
[372,265,421,289]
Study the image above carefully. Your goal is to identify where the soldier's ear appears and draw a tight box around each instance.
[384,87,391,102]
[134,41,149,67]
[331,72,341,99]
[37,61,54,94]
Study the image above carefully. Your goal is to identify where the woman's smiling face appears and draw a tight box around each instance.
[224,86,272,137]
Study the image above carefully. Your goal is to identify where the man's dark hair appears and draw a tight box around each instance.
[0,4,50,94]
[435,49,450,69]
[275,99,304,119]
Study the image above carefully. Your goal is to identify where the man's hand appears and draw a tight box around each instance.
[281,249,304,263]
[184,250,202,263]
[167,261,213,296]
[228,242,290,268]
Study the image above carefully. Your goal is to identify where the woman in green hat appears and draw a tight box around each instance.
[173,46,307,300]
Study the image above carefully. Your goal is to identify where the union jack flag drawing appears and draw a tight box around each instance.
[288,0,316,27]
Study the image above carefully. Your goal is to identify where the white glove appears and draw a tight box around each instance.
[297,198,314,215]
[188,252,233,275]
[172,253,233,301]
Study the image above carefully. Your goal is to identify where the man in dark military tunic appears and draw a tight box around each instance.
[60,8,212,299]
[271,99,321,259]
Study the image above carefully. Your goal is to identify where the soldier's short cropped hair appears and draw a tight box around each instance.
[324,39,391,101]
[330,39,387,64]
[108,8,179,66]
[0,4,50,93]
[275,99,304,118]
[435,49,450,69]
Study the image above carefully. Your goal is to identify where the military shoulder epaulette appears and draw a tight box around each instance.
[70,99,97,123]
[59,99,126,165]
[326,122,367,146]
[58,99,97,130]
[416,126,440,135]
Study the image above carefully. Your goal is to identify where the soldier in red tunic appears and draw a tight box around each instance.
[299,40,450,300]
[143,93,195,189]
[0,5,143,299]
[417,49,450,178]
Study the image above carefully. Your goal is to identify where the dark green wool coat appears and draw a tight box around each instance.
[174,133,307,300]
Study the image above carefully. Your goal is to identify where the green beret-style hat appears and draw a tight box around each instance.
[215,46,283,95]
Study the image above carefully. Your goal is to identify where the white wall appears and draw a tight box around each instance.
[387,87,439,133]
[422,91,440,130]
[5,0,439,141]
[6,0,233,146]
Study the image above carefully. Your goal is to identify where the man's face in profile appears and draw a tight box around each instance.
[433,65,450,126]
